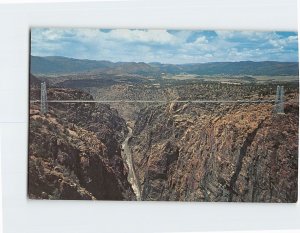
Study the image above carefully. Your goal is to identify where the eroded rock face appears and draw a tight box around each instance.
[29,82,134,200]
[130,96,298,202]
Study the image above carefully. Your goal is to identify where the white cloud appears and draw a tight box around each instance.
[31,28,298,63]
[193,36,208,44]
[269,35,298,48]
[107,29,178,44]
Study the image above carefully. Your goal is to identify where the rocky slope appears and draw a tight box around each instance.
[29,75,134,200]
[130,93,298,202]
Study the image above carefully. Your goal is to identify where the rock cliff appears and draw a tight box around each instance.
[29,75,134,200]
[130,94,298,202]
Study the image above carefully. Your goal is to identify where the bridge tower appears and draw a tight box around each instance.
[40,82,48,114]
[274,85,284,114]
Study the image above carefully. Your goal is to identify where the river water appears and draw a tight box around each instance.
[121,126,142,201]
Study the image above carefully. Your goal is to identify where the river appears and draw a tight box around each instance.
[121,125,142,201]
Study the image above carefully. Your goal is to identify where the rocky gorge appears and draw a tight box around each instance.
[28,75,135,200]
[29,74,299,202]
[129,94,298,202]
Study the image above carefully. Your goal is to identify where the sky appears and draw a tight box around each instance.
[31,28,298,64]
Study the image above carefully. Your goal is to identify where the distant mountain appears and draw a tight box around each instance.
[30,56,114,74]
[30,56,299,76]
[150,61,299,76]
[176,61,299,76]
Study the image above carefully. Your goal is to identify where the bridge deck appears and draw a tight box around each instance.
[30,100,275,104]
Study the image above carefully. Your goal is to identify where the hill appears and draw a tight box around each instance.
[30,56,114,74]
[30,56,299,76]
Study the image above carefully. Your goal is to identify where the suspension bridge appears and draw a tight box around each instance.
[33,82,285,115]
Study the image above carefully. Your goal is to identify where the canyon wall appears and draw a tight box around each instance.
[130,96,298,202]
[29,76,134,200]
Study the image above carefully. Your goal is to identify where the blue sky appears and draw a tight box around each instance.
[31,28,298,64]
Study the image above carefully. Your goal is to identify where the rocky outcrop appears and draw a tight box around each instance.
[130,94,298,202]
[28,82,134,200]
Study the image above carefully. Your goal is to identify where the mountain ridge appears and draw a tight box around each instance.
[30,55,299,76]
